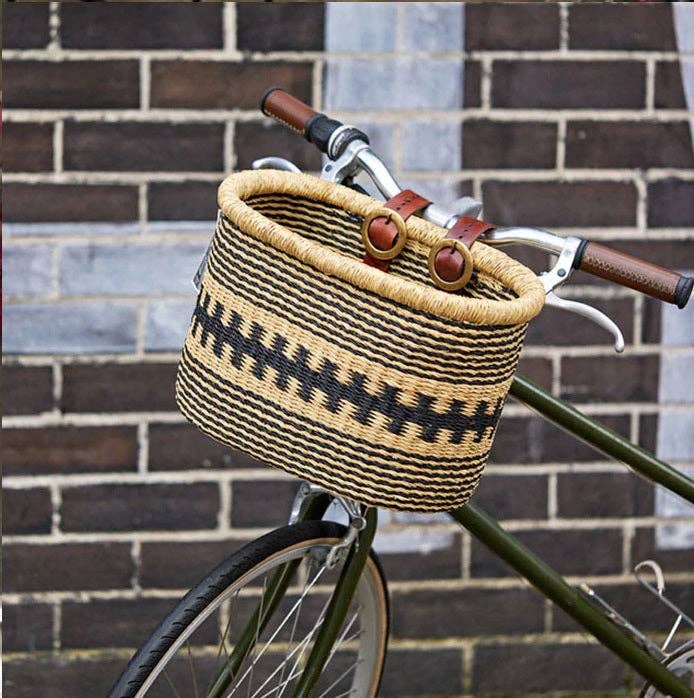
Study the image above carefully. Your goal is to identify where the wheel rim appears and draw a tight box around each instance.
[641,641,694,698]
[134,536,387,698]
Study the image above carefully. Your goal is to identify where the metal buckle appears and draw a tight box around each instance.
[427,237,474,291]
[360,208,408,261]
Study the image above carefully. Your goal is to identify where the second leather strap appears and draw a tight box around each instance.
[428,217,495,291]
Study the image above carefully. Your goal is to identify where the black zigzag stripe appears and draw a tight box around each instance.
[192,291,504,445]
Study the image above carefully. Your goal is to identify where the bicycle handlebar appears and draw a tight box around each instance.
[574,241,693,309]
[261,87,369,158]
[258,88,693,309]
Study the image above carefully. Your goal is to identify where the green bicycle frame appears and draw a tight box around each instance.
[218,374,694,698]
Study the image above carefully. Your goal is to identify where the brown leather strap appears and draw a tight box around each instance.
[431,216,495,286]
[363,190,431,270]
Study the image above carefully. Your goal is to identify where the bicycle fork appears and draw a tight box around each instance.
[206,486,377,698]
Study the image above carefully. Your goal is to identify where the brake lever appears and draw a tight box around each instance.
[545,291,625,352]
[540,237,624,352]
[485,231,626,353]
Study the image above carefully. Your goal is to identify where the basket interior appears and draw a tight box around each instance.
[245,192,519,302]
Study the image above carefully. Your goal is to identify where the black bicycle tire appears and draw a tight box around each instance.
[108,520,390,698]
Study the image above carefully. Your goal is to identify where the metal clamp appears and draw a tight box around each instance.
[325,513,366,569]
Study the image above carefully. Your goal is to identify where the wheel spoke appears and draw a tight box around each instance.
[187,640,201,698]
[227,563,328,695]
[315,658,364,698]
[206,590,239,696]
[246,576,268,697]
[273,591,336,698]
[274,558,312,696]
[163,667,184,698]
[112,524,384,698]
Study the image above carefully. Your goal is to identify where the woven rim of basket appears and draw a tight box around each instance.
[217,170,546,326]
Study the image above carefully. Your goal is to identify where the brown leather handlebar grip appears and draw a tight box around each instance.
[575,241,693,308]
[260,87,318,136]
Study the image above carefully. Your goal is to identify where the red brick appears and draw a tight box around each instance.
[4,654,126,696]
[655,61,688,109]
[3,604,53,652]
[62,598,194,649]
[151,60,314,110]
[462,120,557,169]
[560,354,659,403]
[473,474,548,520]
[491,413,630,464]
[4,184,139,223]
[464,60,482,108]
[64,122,224,172]
[3,426,138,475]
[61,363,178,413]
[391,587,544,638]
[60,483,220,532]
[235,120,322,171]
[230,479,299,528]
[492,61,645,110]
[491,415,629,463]
[60,3,223,49]
[566,121,694,169]
[4,60,140,109]
[466,4,559,50]
[140,538,250,589]
[237,3,324,52]
[569,4,677,51]
[471,528,624,578]
[482,180,637,228]
[378,532,462,581]
[380,648,463,696]
[3,2,50,49]
[3,487,53,535]
[632,529,694,574]
[2,365,54,415]
[473,643,624,693]
[148,181,220,222]
[3,123,53,172]
[4,543,133,592]
[516,357,553,391]
[648,179,694,229]
[148,423,259,471]
[638,413,658,453]
[557,472,653,518]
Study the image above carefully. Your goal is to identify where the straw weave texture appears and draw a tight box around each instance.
[177,170,545,511]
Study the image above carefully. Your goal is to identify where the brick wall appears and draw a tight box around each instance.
[3,3,694,695]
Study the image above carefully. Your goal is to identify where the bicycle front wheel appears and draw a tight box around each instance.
[109,520,389,698]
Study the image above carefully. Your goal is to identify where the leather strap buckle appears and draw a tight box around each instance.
[361,208,408,261]
[428,238,475,291]
[428,216,495,292]
[361,189,431,268]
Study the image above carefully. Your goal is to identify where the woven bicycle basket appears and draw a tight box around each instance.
[176,170,545,512]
